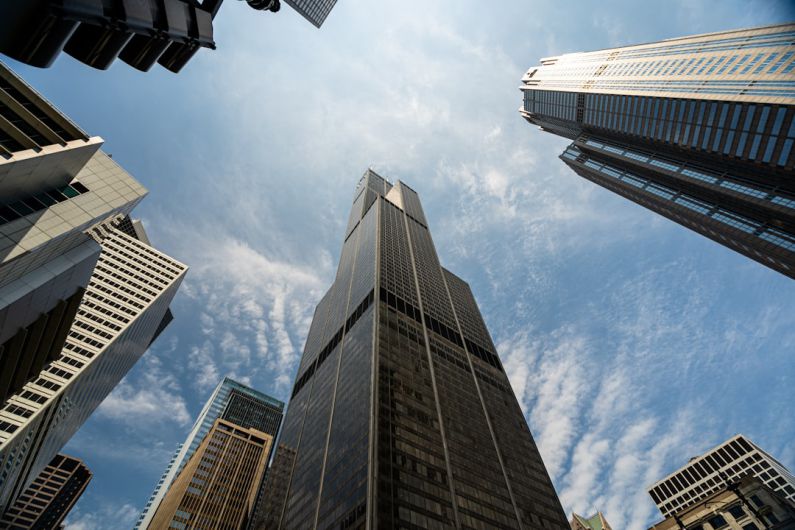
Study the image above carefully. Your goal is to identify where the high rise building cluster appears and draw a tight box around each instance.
[0,10,792,530]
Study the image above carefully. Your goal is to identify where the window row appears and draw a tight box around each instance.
[580,136,795,208]
[0,181,89,226]
[565,147,795,254]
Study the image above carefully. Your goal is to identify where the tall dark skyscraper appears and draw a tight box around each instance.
[520,23,795,278]
[254,171,567,529]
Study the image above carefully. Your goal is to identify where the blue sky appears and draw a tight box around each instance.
[7,0,795,528]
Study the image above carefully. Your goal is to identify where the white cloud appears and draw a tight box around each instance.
[96,341,191,428]
[64,501,138,530]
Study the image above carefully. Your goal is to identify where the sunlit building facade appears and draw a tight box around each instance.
[254,170,567,529]
[648,434,795,519]
[148,418,273,530]
[0,60,138,413]
[136,377,284,530]
[0,60,187,513]
[649,476,795,530]
[520,24,795,278]
[0,220,187,513]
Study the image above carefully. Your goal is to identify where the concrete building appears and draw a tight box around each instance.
[0,59,140,414]
[648,435,795,519]
[148,418,272,530]
[520,23,795,278]
[0,453,91,529]
[571,511,613,530]
[0,218,187,512]
[0,60,186,512]
[648,475,795,530]
[255,171,568,529]
[136,378,284,530]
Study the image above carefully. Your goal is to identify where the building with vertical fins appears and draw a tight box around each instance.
[135,377,284,530]
[148,418,273,530]
[0,60,187,513]
[648,475,795,530]
[520,24,795,278]
[0,453,91,528]
[647,434,795,520]
[253,170,568,529]
[570,511,612,530]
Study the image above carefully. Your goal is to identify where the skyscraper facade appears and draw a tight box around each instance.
[148,418,273,530]
[520,24,795,278]
[136,377,284,530]
[254,171,567,529]
[0,453,91,529]
[0,60,132,412]
[647,434,795,519]
[0,61,186,513]
[0,219,187,512]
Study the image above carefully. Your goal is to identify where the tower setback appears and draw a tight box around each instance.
[255,170,567,529]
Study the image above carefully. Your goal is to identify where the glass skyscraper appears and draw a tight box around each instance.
[253,171,567,529]
[135,377,284,530]
[520,23,795,278]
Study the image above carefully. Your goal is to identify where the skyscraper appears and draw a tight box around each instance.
[0,60,186,513]
[0,453,91,529]
[0,217,187,513]
[136,377,284,530]
[148,418,273,530]
[0,59,127,411]
[520,24,795,278]
[647,434,795,520]
[254,170,567,529]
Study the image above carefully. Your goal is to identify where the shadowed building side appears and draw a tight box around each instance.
[0,453,91,529]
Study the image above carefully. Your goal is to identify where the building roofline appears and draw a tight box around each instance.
[647,434,754,490]
[533,22,795,65]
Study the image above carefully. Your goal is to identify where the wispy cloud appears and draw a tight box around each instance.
[64,500,138,530]
[96,337,191,428]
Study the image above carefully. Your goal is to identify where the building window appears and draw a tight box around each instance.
[0,181,90,225]
[726,504,745,519]
[707,515,727,528]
